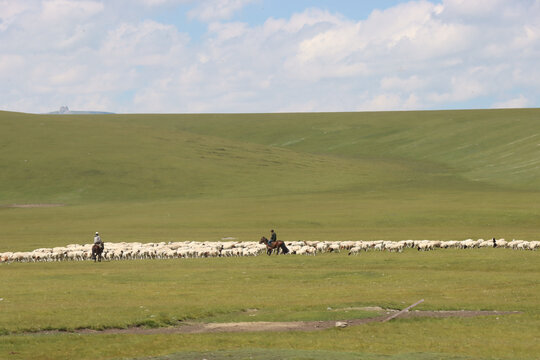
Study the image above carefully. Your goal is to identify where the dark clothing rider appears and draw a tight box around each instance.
[268,229,277,246]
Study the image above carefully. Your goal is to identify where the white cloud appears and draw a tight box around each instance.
[134,0,195,7]
[0,55,25,77]
[188,0,256,22]
[427,76,485,104]
[48,65,88,85]
[40,0,103,22]
[138,0,180,5]
[381,76,426,92]
[208,21,248,40]
[276,8,344,33]
[0,1,35,31]
[359,93,421,111]
[295,22,363,63]
[101,20,189,66]
[493,95,530,109]
[441,0,513,19]
[0,0,539,113]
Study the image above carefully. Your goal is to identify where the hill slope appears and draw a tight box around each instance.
[0,109,538,249]
[0,112,405,204]
[153,109,540,191]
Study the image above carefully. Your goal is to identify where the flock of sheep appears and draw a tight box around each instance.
[1,238,538,263]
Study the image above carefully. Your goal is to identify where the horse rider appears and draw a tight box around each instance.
[94,232,104,251]
[268,229,277,247]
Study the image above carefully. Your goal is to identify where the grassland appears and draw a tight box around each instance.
[0,109,539,359]
[1,109,539,250]
[1,250,539,359]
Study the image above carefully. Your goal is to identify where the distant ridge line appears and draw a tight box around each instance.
[46,106,114,115]
[47,111,114,115]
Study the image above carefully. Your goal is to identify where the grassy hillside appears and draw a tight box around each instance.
[0,109,538,250]
[160,109,540,190]
[0,111,403,204]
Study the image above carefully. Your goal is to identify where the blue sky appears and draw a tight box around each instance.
[0,0,539,113]
[217,1,409,25]
[165,1,409,40]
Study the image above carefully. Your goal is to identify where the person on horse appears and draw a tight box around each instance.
[94,232,104,251]
[268,229,277,247]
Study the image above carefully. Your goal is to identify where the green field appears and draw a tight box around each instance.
[1,251,539,359]
[1,109,539,249]
[0,109,539,359]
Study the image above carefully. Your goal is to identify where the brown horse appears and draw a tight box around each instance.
[91,243,104,262]
[259,237,289,256]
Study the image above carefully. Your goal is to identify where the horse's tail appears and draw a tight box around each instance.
[280,243,289,254]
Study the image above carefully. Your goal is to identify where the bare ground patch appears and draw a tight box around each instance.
[24,310,520,336]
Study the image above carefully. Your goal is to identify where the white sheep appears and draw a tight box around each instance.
[328,243,341,253]
[348,246,362,256]
[296,246,316,256]
[373,243,384,251]
[385,242,404,253]
[5,237,540,264]
[316,242,329,253]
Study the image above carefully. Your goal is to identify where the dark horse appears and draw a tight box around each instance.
[91,243,104,262]
[259,237,289,256]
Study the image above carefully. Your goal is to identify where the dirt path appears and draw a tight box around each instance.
[33,310,520,336]
[1,204,64,208]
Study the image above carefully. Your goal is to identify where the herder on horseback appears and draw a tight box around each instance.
[92,232,104,262]
[269,229,277,247]
[260,229,289,255]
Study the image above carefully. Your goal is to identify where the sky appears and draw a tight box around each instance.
[0,0,539,114]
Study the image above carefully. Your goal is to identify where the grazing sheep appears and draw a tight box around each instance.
[496,239,507,248]
[373,243,384,251]
[508,240,524,250]
[296,246,316,256]
[316,242,329,253]
[385,242,404,253]
[3,237,539,264]
[1,252,13,262]
[339,241,355,250]
[416,241,434,251]
[10,252,30,262]
[459,239,476,249]
[479,240,493,248]
[328,243,341,253]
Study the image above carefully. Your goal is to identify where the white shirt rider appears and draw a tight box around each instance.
[94,232,102,245]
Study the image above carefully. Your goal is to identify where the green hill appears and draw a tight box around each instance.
[0,109,538,250]
[160,109,540,190]
[0,111,403,204]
